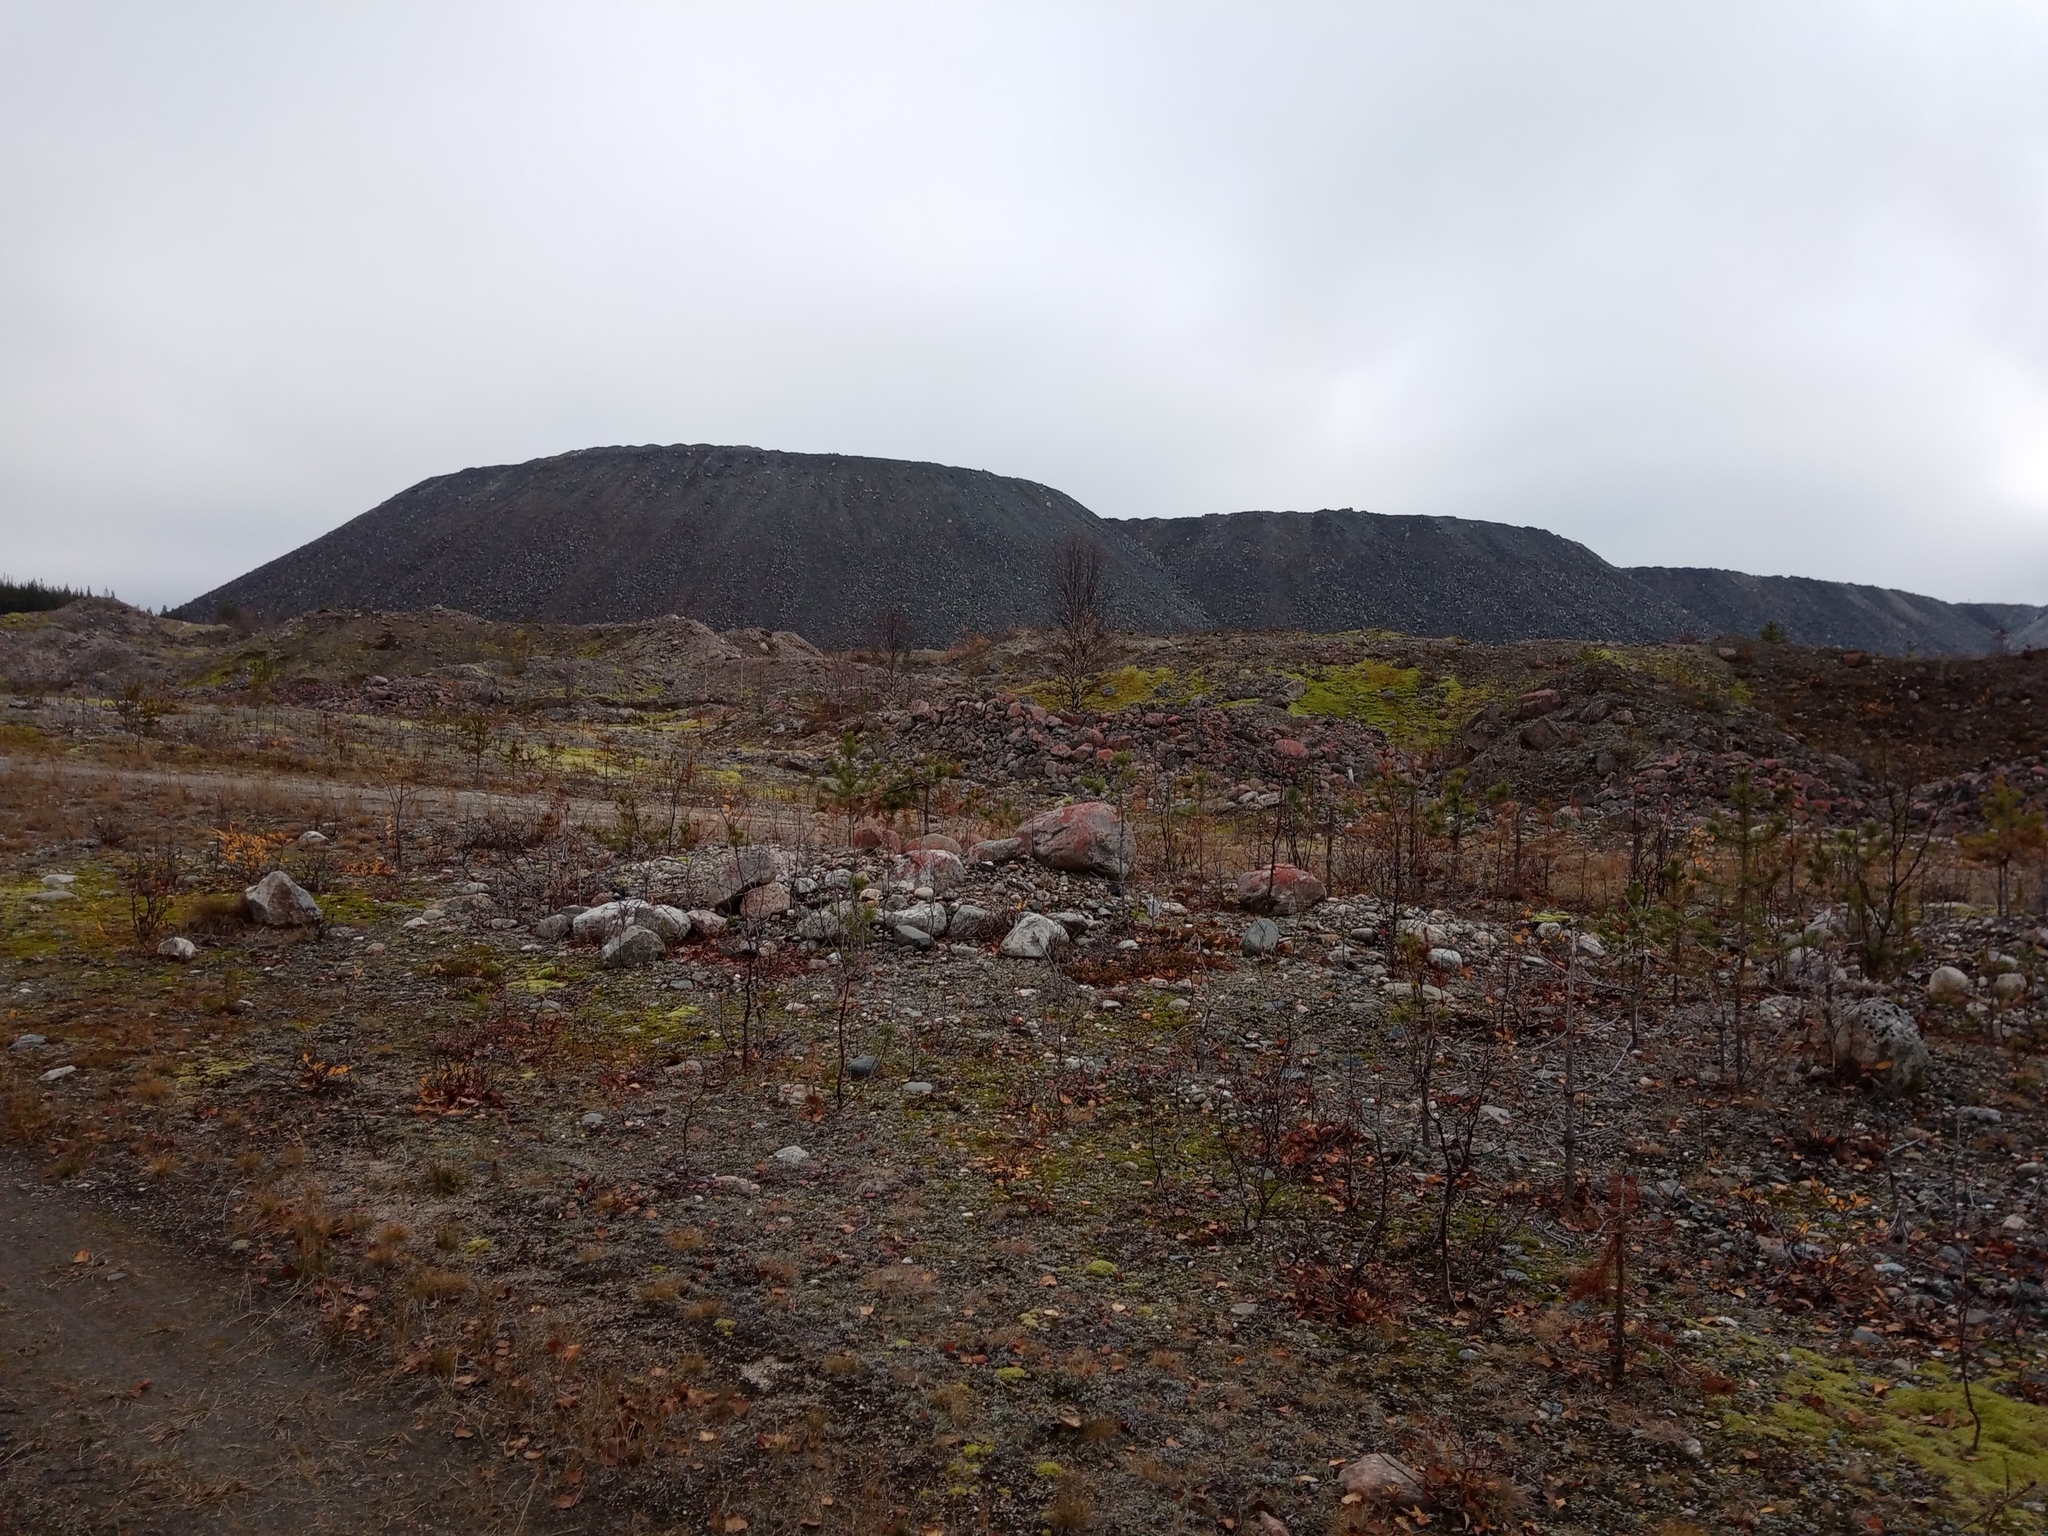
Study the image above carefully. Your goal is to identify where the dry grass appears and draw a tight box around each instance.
[409,1268,471,1303]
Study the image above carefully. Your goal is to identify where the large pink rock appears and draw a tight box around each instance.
[905,833,963,856]
[1015,801,1135,879]
[890,847,966,894]
[851,823,901,853]
[1234,863,1327,916]
[739,882,792,921]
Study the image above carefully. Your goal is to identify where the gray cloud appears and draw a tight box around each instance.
[3,1,2047,610]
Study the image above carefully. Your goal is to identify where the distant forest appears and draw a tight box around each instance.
[0,578,86,614]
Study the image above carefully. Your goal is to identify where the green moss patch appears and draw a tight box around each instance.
[1287,660,1485,749]
[1748,1351,2048,1518]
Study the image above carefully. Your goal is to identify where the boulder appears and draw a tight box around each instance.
[1995,972,2028,1003]
[1831,998,1930,1094]
[1000,912,1071,959]
[687,909,729,941]
[1519,717,1560,751]
[1427,947,1463,971]
[1016,802,1135,879]
[573,900,642,942]
[679,846,793,911]
[947,903,1002,941]
[967,837,1024,866]
[890,848,966,895]
[892,901,949,937]
[530,911,575,941]
[156,936,197,962]
[888,921,934,950]
[796,906,849,943]
[244,870,322,927]
[1928,965,1972,1000]
[1241,918,1281,956]
[601,926,667,969]
[1339,1453,1423,1502]
[634,904,693,943]
[905,833,963,856]
[1234,864,1327,916]
[851,824,902,854]
[739,882,793,921]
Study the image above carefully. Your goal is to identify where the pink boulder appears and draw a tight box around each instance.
[890,847,966,894]
[1015,801,1136,879]
[739,882,792,921]
[851,823,902,853]
[1234,863,1328,916]
[905,833,964,856]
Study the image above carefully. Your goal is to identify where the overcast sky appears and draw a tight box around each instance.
[4,2,2048,611]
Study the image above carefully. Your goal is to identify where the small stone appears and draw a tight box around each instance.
[1994,972,2028,1002]
[1427,947,1463,971]
[297,829,327,845]
[902,1081,935,1097]
[772,1145,810,1166]
[847,1055,880,1080]
[157,936,197,962]
[1852,1326,1884,1347]
[531,912,573,941]
[1229,1302,1258,1317]
[1576,932,1606,958]
[1241,918,1281,956]
[712,1174,761,1196]
[580,1111,605,1129]
[11,1033,49,1052]
[41,1064,76,1082]
[686,909,728,941]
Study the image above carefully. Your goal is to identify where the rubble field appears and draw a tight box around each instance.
[6,603,2048,1534]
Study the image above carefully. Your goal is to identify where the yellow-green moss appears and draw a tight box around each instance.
[1286,660,1486,749]
[1745,1351,2048,1520]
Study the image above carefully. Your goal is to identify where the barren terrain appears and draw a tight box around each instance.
[6,601,2048,1534]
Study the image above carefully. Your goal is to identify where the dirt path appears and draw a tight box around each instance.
[0,1171,566,1535]
[0,753,547,826]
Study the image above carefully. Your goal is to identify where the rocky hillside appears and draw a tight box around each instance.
[1627,566,2045,656]
[1121,508,1696,642]
[175,445,1204,649]
[176,444,2043,655]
